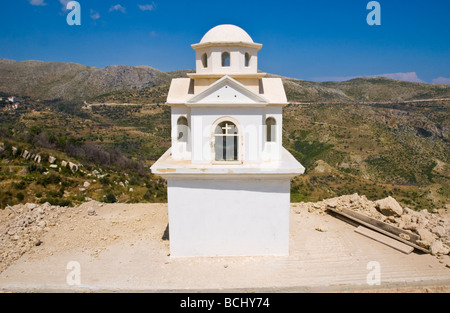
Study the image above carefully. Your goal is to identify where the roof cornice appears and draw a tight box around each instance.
[191,42,263,51]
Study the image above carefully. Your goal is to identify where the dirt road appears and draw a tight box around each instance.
[0,201,449,292]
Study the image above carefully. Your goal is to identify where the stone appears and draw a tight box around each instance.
[26,203,37,210]
[326,198,338,209]
[313,203,323,209]
[69,162,79,173]
[417,228,435,248]
[431,226,446,238]
[48,156,56,164]
[61,160,68,167]
[38,221,46,228]
[50,164,58,169]
[430,241,450,256]
[315,225,328,232]
[129,188,134,192]
[87,207,96,216]
[375,196,403,217]
[83,181,90,188]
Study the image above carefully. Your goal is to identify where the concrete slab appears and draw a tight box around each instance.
[0,203,449,292]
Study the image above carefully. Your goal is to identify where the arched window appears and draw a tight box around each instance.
[214,120,239,161]
[177,116,188,143]
[201,53,208,68]
[222,52,230,67]
[245,52,251,67]
[266,117,276,142]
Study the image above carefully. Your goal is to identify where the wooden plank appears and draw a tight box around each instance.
[354,226,414,254]
[327,207,429,253]
[341,208,420,243]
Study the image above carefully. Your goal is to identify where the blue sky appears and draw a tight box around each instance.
[1,0,449,84]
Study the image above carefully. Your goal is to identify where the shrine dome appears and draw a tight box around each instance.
[200,24,254,44]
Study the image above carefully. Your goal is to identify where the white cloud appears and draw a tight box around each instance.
[29,0,47,6]
[313,72,425,83]
[90,9,100,20]
[138,2,157,11]
[376,72,425,83]
[432,77,450,85]
[109,4,126,13]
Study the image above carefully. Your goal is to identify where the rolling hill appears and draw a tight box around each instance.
[0,59,448,212]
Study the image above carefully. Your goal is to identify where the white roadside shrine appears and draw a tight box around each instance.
[151,24,305,257]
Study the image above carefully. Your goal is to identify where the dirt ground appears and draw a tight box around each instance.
[0,201,449,293]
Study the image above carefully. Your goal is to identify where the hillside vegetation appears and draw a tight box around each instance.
[0,59,449,211]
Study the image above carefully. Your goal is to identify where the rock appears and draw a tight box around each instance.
[325,198,338,209]
[375,196,403,217]
[22,150,30,159]
[432,226,446,238]
[26,203,36,210]
[12,146,18,155]
[61,160,67,167]
[430,241,450,256]
[87,207,96,216]
[48,156,56,164]
[129,188,134,192]
[38,221,46,228]
[417,216,429,228]
[49,164,58,169]
[387,216,396,223]
[69,162,79,173]
[83,181,90,188]
[315,225,328,232]
[34,155,41,163]
[417,228,435,248]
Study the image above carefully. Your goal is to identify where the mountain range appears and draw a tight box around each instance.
[1,58,450,104]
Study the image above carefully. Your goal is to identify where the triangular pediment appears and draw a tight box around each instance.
[186,76,269,107]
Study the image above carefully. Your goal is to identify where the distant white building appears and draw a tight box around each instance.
[151,25,305,257]
[7,96,20,103]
